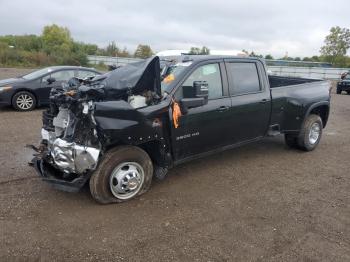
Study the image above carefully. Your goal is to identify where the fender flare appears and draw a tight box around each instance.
[303,101,330,128]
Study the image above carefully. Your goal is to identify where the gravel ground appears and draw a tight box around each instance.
[0,68,349,261]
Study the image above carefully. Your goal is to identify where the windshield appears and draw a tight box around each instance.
[161,62,192,93]
[22,68,54,80]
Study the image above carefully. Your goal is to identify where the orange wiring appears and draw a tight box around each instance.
[172,99,182,128]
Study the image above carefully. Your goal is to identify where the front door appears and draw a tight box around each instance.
[171,62,232,160]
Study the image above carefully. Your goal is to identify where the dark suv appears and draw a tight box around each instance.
[337,73,350,94]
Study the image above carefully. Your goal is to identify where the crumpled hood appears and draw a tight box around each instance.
[82,56,161,100]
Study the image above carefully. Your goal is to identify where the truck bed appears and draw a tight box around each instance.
[268,75,322,88]
[268,75,330,133]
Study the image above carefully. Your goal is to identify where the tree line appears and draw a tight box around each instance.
[243,26,350,67]
[0,24,154,67]
[0,24,349,68]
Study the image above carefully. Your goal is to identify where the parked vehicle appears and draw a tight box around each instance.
[0,66,101,111]
[337,73,350,94]
[31,56,331,204]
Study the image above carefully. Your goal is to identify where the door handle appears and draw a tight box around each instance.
[217,106,230,112]
[259,99,269,104]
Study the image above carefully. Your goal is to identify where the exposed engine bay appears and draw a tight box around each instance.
[33,56,164,188]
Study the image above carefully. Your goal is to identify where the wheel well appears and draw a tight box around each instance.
[310,105,329,128]
[11,89,38,106]
[104,140,172,168]
[138,140,171,167]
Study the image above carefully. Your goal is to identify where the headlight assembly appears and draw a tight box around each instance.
[0,86,12,92]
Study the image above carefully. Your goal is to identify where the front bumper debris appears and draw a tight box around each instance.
[32,157,91,192]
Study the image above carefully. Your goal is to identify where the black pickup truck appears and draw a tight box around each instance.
[31,56,331,203]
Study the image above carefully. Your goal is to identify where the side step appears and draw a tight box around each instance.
[267,124,281,137]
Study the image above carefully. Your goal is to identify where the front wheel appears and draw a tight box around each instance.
[89,146,153,204]
[297,114,323,151]
[12,91,36,111]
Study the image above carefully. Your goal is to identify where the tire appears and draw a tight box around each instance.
[347,91,350,95]
[297,114,323,151]
[89,146,153,204]
[12,91,36,111]
[336,86,342,94]
[284,134,299,149]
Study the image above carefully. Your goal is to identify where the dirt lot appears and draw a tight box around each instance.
[0,68,349,261]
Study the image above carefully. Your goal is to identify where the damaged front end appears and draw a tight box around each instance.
[33,93,103,192]
[32,56,164,192]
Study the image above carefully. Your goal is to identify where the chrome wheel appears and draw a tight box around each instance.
[109,162,145,200]
[16,94,34,110]
[308,122,320,145]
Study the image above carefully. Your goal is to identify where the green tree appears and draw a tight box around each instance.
[320,26,350,66]
[189,46,210,55]
[42,24,73,56]
[249,51,263,58]
[106,41,119,56]
[265,54,273,60]
[118,47,131,57]
[134,44,153,58]
[200,46,210,55]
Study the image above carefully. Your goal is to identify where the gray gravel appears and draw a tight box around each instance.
[0,68,349,261]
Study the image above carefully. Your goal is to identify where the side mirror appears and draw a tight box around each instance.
[46,77,56,84]
[180,81,209,112]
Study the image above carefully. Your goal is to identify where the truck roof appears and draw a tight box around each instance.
[160,55,264,64]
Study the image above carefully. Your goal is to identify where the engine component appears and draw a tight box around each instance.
[51,138,100,174]
[52,107,69,137]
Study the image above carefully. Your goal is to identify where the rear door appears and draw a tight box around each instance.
[224,60,271,143]
[40,69,76,103]
[171,61,232,160]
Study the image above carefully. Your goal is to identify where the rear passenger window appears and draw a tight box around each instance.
[227,63,261,95]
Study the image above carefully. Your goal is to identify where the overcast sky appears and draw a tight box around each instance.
[0,0,349,57]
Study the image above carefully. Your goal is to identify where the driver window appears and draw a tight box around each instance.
[181,63,223,100]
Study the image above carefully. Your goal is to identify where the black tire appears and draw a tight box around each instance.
[284,134,299,149]
[12,91,36,111]
[297,114,323,151]
[347,91,350,95]
[336,86,342,94]
[89,146,153,204]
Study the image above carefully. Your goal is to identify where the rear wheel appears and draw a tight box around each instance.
[347,91,350,95]
[89,146,153,204]
[297,114,323,151]
[12,91,36,111]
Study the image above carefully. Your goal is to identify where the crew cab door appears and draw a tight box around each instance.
[171,61,232,160]
[40,70,76,103]
[224,60,271,143]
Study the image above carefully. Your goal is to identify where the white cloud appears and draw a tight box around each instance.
[0,0,349,57]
